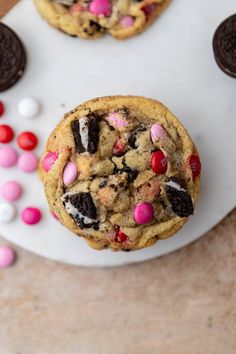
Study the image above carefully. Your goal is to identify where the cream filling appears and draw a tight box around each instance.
[166,180,186,192]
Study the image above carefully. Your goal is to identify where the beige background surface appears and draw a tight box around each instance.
[0,208,236,354]
[0,1,236,353]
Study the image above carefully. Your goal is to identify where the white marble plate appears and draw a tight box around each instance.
[0,0,235,266]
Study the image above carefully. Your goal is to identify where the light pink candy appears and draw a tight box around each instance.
[89,0,112,16]
[51,210,59,221]
[133,202,154,225]
[0,246,16,268]
[120,15,134,28]
[150,123,167,142]
[1,181,22,202]
[18,152,38,173]
[0,147,18,168]
[63,162,78,186]
[107,112,128,128]
[42,152,58,172]
[21,207,41,225]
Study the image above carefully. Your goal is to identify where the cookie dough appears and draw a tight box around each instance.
[39,96,201,251]
[33,0,171,39]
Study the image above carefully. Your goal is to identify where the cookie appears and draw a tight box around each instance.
[33,0,171,40]
[213,14,236,78]
[39,96,201,251]
[0,23,27,92]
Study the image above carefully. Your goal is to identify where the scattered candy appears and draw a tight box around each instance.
[0,201,16,223]
[18,152,38,173]
[89,0,112,16]
[115,230,128,242]
[21,207,41,225]
[18,97,40,118]
[120,16,134,28]
[150,150,167,174]
[42,152,58,172]
[1,181,22,202]
[0,124,14,143]
[0,246,16,268]
[133,202,154,225]
[0,146,18,167]
[0,101,5,116]
[63,162,78,186]
[150,123,166,142]
[17,131,38,151]
[190,155,201,179]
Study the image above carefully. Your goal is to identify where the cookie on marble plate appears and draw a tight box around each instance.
[39,96,201,251]
[33,0,170,39]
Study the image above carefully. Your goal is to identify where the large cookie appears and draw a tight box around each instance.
[33,0,170,39]
[0,23,27,92]
[39,96,201,251]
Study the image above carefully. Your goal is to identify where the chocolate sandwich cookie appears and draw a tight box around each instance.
[33,0,171,40]
[213,14,236,78]
[39,96,201,251]
[0,23,27,92]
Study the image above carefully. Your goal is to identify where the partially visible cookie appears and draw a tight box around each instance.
[213,14,236,78]
[39,96,201,251]
[33,0,171,39]
[0,23,27,92]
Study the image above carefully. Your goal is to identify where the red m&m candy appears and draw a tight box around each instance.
[150,150,167,174]
[0,101,5,117]
[115,230,128,243]
[17,131,38,151]
[0,125,14,143]
[190,155,201,179]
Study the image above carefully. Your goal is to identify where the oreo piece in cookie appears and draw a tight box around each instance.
[0,23,27,92]
[166,177,193,217]
[71,115,99,154]
[213,15,236,78]
[62,192,99,230]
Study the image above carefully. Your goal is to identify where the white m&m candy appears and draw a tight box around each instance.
[18,97,40,118]
[0,202,16,223]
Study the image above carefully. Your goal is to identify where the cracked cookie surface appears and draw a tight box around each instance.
[39,96,201,251]
[33,0,170,39]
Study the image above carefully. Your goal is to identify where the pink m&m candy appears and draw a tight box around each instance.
[42,152,58,172]
[63,162,78,186]
[150,123,166,142]
[1,181,22,202]
[18,152,38,173]
[0,246,16,268]
[89,0,112,17]
[133,202,154,224]
[120,15,134,28]
[51,210,60,220]
[21,207,41,225]
[107,112,128,128]
[0,147,18,168]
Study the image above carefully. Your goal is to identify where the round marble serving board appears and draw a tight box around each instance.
[0,0,235,267]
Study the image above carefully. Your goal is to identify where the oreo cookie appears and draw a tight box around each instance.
[0,23,27,92]
[166,177,193,217]
[63,192,99,230]
[213,15,236,78]
[71,115,99,154]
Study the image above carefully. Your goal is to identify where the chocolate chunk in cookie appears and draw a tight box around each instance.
[71,115,99,154]
[213,15,236,78]
[0,23,27,92]
[166,178,193,217]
